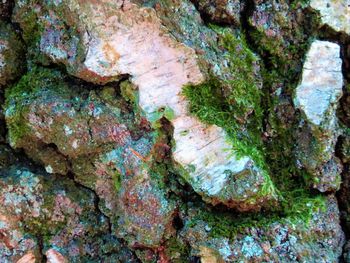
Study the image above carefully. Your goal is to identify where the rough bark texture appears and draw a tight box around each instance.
[0,0,349,262]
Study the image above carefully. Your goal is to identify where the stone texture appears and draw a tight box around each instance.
[294,40,343,192]
[182,196,345,262]
[16,252,37,263]
[310,0,350,35]
[45,249,68,263]
[77,142,176,249]
[336,136,350,244]
[172,115,275,211]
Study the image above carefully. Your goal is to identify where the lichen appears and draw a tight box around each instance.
[13,1,42,45]
[183,28,327,236]
[189,194,326,239]
[4,66,68,146]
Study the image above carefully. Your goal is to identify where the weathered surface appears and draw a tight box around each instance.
[4,68,176,249]
[45,249,68,263]
[2,0,349,261]
[344,239,350,263]
[336,135,350,247]
[0,107,5,143]
[74,140,176,249]
[249,0,319,72]
[0,161,138,262]
[182,196,345,262]
[310,0,350,35]
[193,0,243,25]
[294,40,343,192]
[0,204,40,263]
[173,119,272,211]
[0,21,24,87]
[11,0,277,211]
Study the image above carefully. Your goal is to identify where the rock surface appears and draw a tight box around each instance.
[294,40,343,192]
[295,41,343,127]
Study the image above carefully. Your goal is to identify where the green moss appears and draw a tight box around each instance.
[13,0,46,67]
[5,66,65,105]
[112,171,122,192]
[290,0,311,9]
[261,67,321,190]
[190,194,326,239]
[183,79,264,167]
[23,11,42,45]
[183,28,326,236]
[164,237,191,262]
[212,26,263,124]
[247,4,318,77]
[120,80,139,106]
[13,0,42,46]
[182,30,274,198]
[4,66,67,145]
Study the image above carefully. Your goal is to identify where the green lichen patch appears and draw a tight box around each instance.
[112,171,122,192]
[120,80,139,107]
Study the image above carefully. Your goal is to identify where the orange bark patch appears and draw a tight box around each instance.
[103,43,121,65]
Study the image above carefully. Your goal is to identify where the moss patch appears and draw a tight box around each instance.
[4,66,68,145]
[189,194,326,239]
[183,28,326,235]
[183,29,274,198]
[184,28,264,160]
[164,237,191,262]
